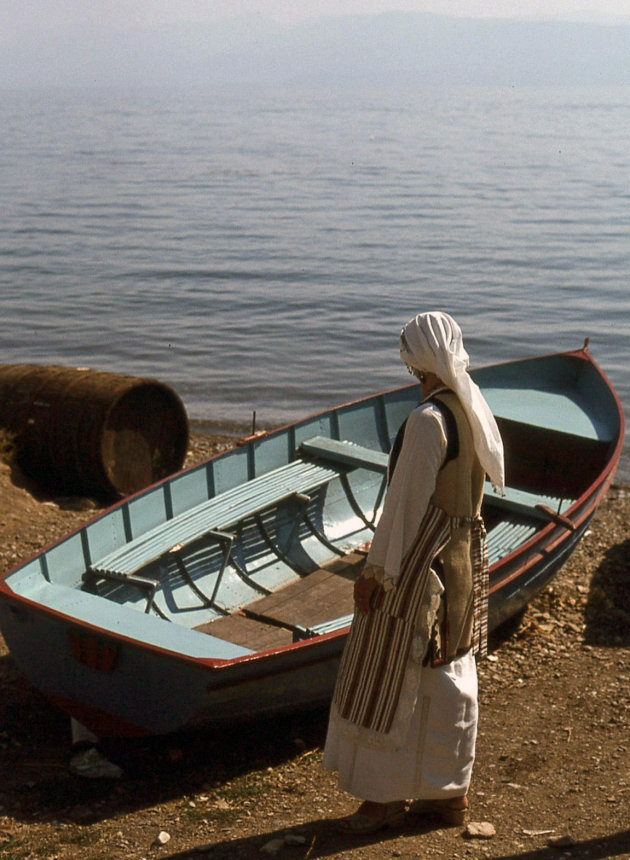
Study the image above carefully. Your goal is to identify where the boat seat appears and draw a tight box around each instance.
[483,482,574,522]
[300,436,574,522]
[88,458,346,580]
[485,517,538,565]
[301,438,575,523]
[299,436,389,473]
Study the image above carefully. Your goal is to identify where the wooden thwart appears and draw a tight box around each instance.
[90,457,344,579]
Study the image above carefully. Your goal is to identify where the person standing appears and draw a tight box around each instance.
[323,311,504,834]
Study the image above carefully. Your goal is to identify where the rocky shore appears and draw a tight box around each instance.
[0,431,628,860]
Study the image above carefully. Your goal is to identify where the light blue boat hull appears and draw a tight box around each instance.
[0,346,624,736]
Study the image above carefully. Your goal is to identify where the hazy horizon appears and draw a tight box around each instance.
[2,8,630,89]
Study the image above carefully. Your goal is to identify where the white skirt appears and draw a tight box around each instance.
[322,650,478,803]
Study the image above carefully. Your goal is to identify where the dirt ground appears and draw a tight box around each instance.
[0,432,628,860]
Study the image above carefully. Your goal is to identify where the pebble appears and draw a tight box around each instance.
[465,821,496,839]
[155,831,171,845]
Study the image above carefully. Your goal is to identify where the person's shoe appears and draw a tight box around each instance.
[408,796,467,826]
[336,800,406,834]
[69,746,122,779]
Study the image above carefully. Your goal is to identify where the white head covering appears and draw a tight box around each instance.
[400,311,505,491]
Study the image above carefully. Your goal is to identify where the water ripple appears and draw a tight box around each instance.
[0,85,627,475]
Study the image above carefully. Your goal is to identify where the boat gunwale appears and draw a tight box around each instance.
[487,460,616,596]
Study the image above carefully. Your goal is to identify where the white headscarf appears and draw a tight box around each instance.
[400,311,505,491]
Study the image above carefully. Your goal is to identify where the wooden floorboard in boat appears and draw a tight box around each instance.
[196,550,365,652]
[202,615,295,652]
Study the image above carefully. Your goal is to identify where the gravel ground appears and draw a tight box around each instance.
[0,432,628,860]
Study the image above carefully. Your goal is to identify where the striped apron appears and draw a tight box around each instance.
[332,504,489,735]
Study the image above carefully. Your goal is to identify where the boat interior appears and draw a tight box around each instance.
[79,399,615,653]
[10,353,603,655]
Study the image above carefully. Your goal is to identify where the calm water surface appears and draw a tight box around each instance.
[0,86,628,478]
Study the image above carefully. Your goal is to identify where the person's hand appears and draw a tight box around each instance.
[354,576,379,615]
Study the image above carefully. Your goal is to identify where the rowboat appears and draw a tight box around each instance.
[0,344,624,737]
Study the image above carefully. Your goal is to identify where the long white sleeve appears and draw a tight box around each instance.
[366,403,447,585]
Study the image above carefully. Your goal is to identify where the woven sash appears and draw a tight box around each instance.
[332,504,451,734]
[470,515,489,657]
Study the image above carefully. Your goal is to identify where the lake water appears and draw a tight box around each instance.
[1,85,628,480]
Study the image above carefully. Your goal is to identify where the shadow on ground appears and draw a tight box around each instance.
[157,819,630,860]
[585,536,630,646]
[160,811,447,859]
[0,665,331,826]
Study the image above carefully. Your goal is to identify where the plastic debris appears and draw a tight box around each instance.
[69,747,122,780]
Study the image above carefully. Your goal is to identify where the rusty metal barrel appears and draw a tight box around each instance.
[0,364,189,499]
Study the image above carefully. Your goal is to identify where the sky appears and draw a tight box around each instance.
[2,0,630,38]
